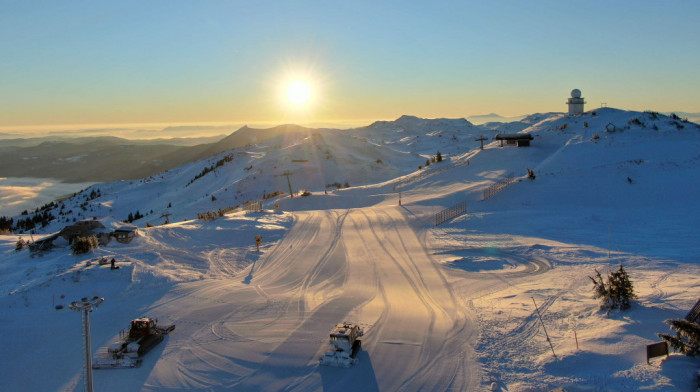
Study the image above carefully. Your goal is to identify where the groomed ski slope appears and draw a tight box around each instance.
[2,109,700,391]
[87,207,482,391]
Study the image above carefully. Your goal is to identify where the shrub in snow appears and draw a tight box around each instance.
[197,206,237,221]
[645,110,659,120]
[15,237,27,251]
[300,190,311,197]
[198,211,218,221]
[527,168,536,180]
[658,319,700,356]
[589,263,637,314]
[629,118,644,127]
[263,190,285,199]
[72,235,98,254]
[436,151,442,162]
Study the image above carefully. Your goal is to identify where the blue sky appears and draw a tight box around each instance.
[1,1,699,130]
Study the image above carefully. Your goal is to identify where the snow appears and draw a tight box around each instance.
[2,109,700,391]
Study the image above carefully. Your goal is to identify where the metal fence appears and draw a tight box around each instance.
[434,201,467,226]
[482,173,515,201]
[243,200,263,212]
[686,298,700,323]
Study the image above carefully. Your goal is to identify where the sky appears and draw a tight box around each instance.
[1,0,699,133]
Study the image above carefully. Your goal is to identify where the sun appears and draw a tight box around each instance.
[286,80,311,105]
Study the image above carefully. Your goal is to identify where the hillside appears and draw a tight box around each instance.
[5,115,492,233]
[1,109,700,391]
[0,124,312,183]
[0,137,215,183]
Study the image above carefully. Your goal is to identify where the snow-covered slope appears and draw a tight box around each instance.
[2,109,700,391]
[9,115,493,234]
[356,114,479,154]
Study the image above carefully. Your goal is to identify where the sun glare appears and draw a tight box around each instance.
[286,80,311,105]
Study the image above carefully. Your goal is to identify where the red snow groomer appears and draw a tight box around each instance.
[92,317,175,369]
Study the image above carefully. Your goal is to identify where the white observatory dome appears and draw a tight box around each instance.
[571,89,582,98]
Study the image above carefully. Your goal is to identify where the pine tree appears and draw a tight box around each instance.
[590,269,613,311]
[611,264,636,310]
[658,319,700,356]
[0,216,14,232]
[589,264,636,313]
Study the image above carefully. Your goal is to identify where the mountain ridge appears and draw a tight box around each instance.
[5,107,699,235]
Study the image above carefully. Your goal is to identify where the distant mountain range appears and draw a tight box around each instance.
[0,135,225,148]
[7,107,700,235]
[0,125,311,183]
[466,113,526,124]
[3,110,698,183]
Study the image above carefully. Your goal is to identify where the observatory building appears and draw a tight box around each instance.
[567,89,585,115]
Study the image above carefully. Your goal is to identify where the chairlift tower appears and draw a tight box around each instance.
[69,296,104,392]
[567,89,585,115]
[281,171,294,198]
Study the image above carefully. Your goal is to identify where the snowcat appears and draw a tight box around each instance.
[319,322,363,368]
[92,317,175,369]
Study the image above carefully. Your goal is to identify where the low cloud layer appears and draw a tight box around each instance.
[0,178,92,217]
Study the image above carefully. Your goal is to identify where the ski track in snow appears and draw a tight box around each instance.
[149,206,494,391]
[3,110,700,391]
[115,206,494,391]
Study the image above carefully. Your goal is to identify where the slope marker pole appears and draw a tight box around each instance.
[532,297,556,360]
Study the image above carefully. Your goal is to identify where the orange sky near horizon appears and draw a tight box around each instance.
[1,1,698,133]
